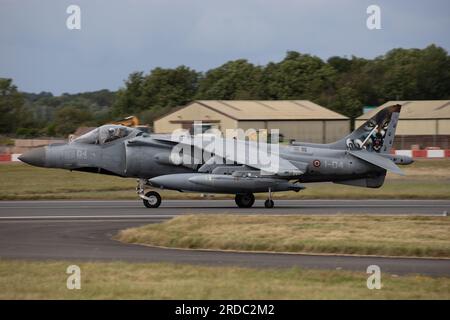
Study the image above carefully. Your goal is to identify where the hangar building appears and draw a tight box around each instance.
[153,100,350,143]
[355,100,450,149]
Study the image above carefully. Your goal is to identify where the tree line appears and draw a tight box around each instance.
[1,44,449,138]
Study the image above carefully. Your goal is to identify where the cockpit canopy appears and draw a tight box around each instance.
[72,125,132,145]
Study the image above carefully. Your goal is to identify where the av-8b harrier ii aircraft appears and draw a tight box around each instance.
[19,104,413,208]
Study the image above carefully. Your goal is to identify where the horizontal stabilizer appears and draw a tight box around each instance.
[348,150,404,175]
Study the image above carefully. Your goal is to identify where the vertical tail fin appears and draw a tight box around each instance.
[332,104,402,153]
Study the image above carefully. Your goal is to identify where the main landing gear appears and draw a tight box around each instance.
[137,179,162,208]
[235,193,255,208]
[234,189,275,208]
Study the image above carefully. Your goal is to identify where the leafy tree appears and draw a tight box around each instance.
[0,78,24,134]
[360,45,450,102]
[327,56,352,73]
[141,66,199,109]
[53,106,93,136]
[196,59,263,100]
[15,127,40,138]
[46,123,57,136]
[3,44,450,137]
[415,45,450,99]
[263,51,336,100]
[328,87,362,120]
[113,71,145,116]
[113,67,199,119]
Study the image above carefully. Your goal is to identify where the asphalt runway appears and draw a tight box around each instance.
[1,199,449,216]
[0,200,449,276]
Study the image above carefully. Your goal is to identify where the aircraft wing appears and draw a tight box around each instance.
[152,135,303,176]
[348,150,404,175]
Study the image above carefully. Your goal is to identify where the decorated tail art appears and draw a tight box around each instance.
[345,104,402,153]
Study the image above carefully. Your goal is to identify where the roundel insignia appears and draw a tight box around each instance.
[313,160,321,167]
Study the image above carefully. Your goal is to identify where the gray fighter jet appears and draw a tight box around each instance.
[19,104,413,208]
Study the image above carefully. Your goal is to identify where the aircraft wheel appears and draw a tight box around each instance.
[264,199,274,208]
[143,191,161,208]
[235,193,255,208]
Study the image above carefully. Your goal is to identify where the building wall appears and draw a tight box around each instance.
[267,121,323,143]
[324,120,351,143]
[237,120,350,143]
[154,103,238,133]
[397,120,437,135]
[438,119,450,134]
[154,102,350,143]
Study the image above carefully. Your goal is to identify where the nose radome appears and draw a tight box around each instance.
[19,147,46,167]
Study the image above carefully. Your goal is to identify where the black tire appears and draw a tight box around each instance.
[143,191,162,208]
[264,199,274,208]
[235,193,255,208]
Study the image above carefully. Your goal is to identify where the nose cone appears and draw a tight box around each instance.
[19,147,46,167]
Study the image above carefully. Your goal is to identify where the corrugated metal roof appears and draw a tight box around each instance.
[194,100,348,120]
[357,100,450,120]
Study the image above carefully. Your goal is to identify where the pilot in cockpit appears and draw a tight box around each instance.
[72,125,131,145]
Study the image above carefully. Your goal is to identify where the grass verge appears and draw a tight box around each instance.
[0,260,449,299]
[116,215,450,258]
[0,159,449,200]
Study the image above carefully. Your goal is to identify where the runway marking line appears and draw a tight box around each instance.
[0,204,448,210]
[0,212,445,221]
[0,215,177,220]
[1,199,448,203]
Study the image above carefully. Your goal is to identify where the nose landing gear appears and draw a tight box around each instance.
[142,191,161,208]
[137,179,162,208]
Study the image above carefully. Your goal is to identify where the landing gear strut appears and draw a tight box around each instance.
[137,179,161,208]
[264,188,274,208]
[235,193,255,208]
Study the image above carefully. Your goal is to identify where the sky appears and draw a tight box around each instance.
[1,0,449,95]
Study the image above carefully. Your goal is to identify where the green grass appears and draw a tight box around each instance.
[0,260,449,299]
[0,159,449,200]
[117,215,450,258]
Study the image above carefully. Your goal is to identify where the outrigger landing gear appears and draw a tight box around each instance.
[137,179,162,208]
[235,193,255,208]
[264,188,274,208]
